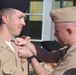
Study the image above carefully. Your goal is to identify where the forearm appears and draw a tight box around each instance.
[35,46,61,63]
[35,46,53,62]
[30,57,53,75]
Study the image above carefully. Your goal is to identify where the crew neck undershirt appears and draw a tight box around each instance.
[5,41,14,52]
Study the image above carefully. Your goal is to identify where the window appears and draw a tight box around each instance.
[55,0,73,8]
[20,0,54,46]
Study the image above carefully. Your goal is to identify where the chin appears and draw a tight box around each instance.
[14,33,20,36]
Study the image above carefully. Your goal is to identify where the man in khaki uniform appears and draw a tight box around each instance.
[15,7,76,75]
[0,0,29,75]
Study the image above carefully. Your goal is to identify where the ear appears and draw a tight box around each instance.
[2,14,9,24]
[66,28,72,36]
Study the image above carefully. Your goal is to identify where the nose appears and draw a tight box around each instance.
[21,18,26,26]
[23,21,26,26]
[23,20,26,26]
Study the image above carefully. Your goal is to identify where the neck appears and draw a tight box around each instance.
[67,40,76,48]
[0,25,13,41]
[0,34,12,42]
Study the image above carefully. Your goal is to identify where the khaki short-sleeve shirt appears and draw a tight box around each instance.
[53,43,76,75]
[0,38,28,75]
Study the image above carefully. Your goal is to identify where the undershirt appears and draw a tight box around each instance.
[5,41,14,52]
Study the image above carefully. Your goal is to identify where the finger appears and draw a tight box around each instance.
[14,38,23,45]
[20,36,31,42]
[25,36,31,42]
[19,41,28,46]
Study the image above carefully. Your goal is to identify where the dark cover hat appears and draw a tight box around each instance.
[0,0,29,13]
[41,41,61,51]
[63,68,76,75]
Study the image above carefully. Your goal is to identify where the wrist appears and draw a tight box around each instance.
[27,55,35,62]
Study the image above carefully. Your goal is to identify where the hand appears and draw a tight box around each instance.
[15,36,30,46]
[15,37,37,56]
[18,46,33,58]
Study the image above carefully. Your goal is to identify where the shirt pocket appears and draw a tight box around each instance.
[2,63,16,75]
